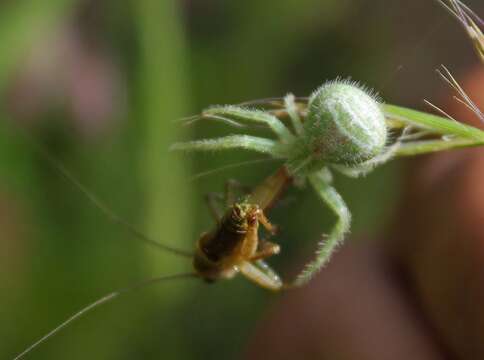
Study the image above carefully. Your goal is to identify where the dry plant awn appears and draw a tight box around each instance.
[439,0,484,62]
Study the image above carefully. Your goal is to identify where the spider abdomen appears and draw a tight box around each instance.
[304,81,387,165]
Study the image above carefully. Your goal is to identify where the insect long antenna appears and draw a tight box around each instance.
[188,158,281,182]
[12,273,198,360]
[34,143,193,258]
[237,96,309,107]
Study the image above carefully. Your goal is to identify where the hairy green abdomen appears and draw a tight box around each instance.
[303,81,387,165]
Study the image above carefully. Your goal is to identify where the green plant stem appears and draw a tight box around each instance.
[396,138,483,156]
[384,104,484,141]
[134,0,191,276]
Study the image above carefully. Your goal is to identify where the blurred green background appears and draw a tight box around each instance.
[0,0,481,359]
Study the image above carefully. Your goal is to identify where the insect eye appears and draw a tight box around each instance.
[233,205,242,216]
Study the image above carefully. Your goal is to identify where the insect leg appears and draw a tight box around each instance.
[293,169,351,287]
[238,207,280,260]
[249,240,280,261]
[239,261,282,291]
[256,209,278,235]
[239,214,260,258]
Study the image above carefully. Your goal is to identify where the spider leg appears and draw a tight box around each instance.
[293,168,351,287]
[284,93,305,136]
[332,139,402,178]
[203,105,295,143]
[170,135,288,158]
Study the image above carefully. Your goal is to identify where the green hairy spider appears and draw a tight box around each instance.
[171,78,484,286]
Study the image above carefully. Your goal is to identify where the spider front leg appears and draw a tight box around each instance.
[293,168,351,287]
[170,134,288,158]
[202,105,295,142]
[332,139,402,178]
[171,105,296,157]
